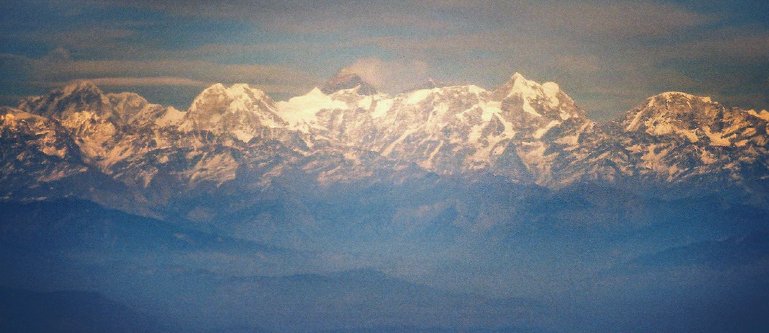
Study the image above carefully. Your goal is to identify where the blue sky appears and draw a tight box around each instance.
[1,0,768,120]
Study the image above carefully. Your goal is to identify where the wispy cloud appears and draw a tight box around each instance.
[75,76,207,87]
[529,1,714,39]
[340,57,430,93]
[11,48,316,91]
[656,27,769,63]
[0,48,321,108]
[1,0,767,118]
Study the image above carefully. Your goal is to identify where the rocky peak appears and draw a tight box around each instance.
[408,78,448,91]
[321,73,377,95]
[492,72,582,121]
[186,83,278,118]
[0,107,49,130]
[620,92,769,151]
[107,92,154,124]
[181,83,286,142]
[623,92,723,134]
[18,80,111,120]
[60,80,102,96]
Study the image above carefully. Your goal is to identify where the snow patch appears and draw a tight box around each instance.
[381,128,416,156]
[703,126,731,146]
[371,98,394,118]
[231,129,254,143]
[419,140,444,169]
[625,109,646,132]
[641,144,674,175]
[747,109,769,122]
[541,82,560,108]
[480,101,502,122]
[277,88,347,130]
[656,91,712,104]
[507,76,543,117]
[699,149,717,164]
[185,152,239,186]
[156,106,185,127]
[466,85,487,95]
[357,96,374,109]
[533,120,561,139]
[405,89,435,105]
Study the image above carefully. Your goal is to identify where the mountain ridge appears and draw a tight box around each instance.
[2,72,768,209]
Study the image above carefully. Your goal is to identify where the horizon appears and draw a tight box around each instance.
[1,1,768,120]
[5,71,766,126]
[2,2,769,332]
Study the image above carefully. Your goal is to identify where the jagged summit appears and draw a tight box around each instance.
[417,78,443,89]
[194,83,270,100]
[17,80,111,119]
[321,72,377,95]
[490,72,581,121]
[422,78,440,89]
[181,83,285,142]
[654,91,710,99]
[2,72,768,198]
[618,91,769,169]
[60,80,102,95]
[494,72,560,101]
[188,83,274,113]
[623,91,722,133]
[646,91,714,105]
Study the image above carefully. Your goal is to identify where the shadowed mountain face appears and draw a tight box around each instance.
[321,73,378,95]
[0,287,167,333]
[1,73,768,332]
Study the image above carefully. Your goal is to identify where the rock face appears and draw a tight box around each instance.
[2,73,768,209]
[321,73,378,95]
[180,83,286,143]
[276,72,596,185]
[594,92,769,200]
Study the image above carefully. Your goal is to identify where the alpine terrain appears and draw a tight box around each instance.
[2,71,768,332]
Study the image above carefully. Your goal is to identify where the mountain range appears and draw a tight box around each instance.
[2,71,769,332]
[2,72,768,208]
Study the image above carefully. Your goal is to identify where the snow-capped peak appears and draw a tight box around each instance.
[3,75,769,197]
[60,80,103,96]
[620,91,765,149]
[747,109,769,122]
[17,80,112,120]
[181,83,285,142]
[647,91,713,106]
[188,83,274,114]
[276,87,348,131]
[492,72,578,120]
[501,72,561,103]
[195,82,268,99]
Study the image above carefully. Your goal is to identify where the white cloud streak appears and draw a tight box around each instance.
[340,58,430,93]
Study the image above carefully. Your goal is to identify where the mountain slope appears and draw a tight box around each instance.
[0,287,168,333]
[588,91,769,200]
[1,73,768,209]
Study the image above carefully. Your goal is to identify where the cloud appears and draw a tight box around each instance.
[2,0,767,118]
[82,76,207,87]
[421,1,714,40]
[0,48,322,108]
[90,0,454,33]
[85,0,711,40]
[533,1,714,39]
[656,28,769,63]
[339,57,430,93]
[14,28,139,56]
